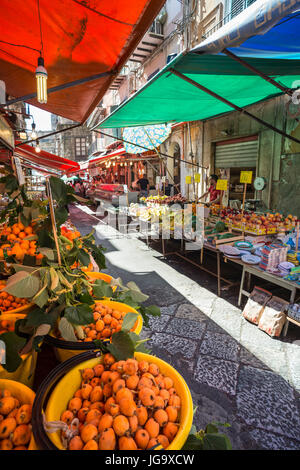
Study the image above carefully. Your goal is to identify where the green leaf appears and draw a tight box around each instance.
[205,423,219,434]
[31,282,49,308]
[78,292,94,305]
[0,174,18,193]
[49,267,59,290]
[39,248,55,261]
[128,332,151,354]
[90,248,106,270]
[107,331,135,361]
[202,433,232,450]
[78,249,90,267]
[12,264,39,273]
[92,279,113,299]
[182,434,203,450]
[4,271,40,298]
[55,207,69,227]
[121,313,139,332]
[144,305,161,317]
[126,282,149,303]
[38,229,55,249]
[49,176,68,204]
[58,318,78,342]
[26,308,56,328]
[0,332,27,372]
[14,318,34,338]
[21,254,37,267]
[64,304,93,325]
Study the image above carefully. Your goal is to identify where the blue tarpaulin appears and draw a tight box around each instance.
[193,0,300,59]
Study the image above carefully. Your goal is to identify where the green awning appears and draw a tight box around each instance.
[96,52,300,129]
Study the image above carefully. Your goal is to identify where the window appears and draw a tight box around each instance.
[75,137,86,159]
[230,0,257,21]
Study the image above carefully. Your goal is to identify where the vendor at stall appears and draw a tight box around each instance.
[164,179,174,197]
[137,176,150,198]
[199,174,221,206]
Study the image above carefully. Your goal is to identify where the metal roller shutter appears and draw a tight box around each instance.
[215,137,258,168]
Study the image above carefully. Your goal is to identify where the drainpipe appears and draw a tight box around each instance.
[181,124,185,196]
[267,97,279,209]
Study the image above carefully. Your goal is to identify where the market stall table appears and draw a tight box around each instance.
[224,256,300,336]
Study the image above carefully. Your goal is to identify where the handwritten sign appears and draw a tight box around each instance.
[194,173,201,183]
[185,175,192,184]
[240,171,253,184]
[216,179,228,191]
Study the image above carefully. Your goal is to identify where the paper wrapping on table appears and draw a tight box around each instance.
[258,296,288,337]
[242,286,272,325]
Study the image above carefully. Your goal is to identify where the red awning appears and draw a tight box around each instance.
[14,142,80,173]
[88,147,126,168]
[0,0,165,122]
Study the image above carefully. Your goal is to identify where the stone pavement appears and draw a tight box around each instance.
[70,204,300,450]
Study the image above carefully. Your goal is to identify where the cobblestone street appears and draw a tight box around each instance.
[69,204,300,450]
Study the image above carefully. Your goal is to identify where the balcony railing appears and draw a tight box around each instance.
[204,0,258,39]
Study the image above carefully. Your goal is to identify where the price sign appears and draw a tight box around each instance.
[161,176,166,183]
[123,184,128,193]
[216,179,228,191]
[185,175,192,184]
[194,173,201,183]
[240,171,253,184]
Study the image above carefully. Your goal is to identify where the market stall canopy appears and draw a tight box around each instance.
[88,147,126,168]
[14,143,80,173]
[0,0,165,122]
[95,0,300,129]
[123,124,171,154]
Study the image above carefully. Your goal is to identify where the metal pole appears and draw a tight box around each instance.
[222,49,293,97]
[1,71,115,108]
[15,124,82,147]
[169,68,300,146]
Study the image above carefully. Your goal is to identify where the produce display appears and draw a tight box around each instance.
[219,208,297,234]
[140,194,188,206]
[0,281,30,313]
[56,302,138,342]
[0,222,40,263]
[0,389,33,450]
[60,354,181,450]
[0,317,15,333]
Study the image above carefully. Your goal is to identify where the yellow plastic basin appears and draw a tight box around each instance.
[0,313,36,388]
[45,352,193,450]
[0,379,37,450]
[52,300,143,363]
[0,302,34,315]
[85,271,117,294]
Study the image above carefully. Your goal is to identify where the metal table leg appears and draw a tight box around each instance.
[217,250,221,297]
[238,266,246,306]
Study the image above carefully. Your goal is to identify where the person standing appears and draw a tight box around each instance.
[137,175,149,198]
[199,174,221,206]
[164,179,174,197]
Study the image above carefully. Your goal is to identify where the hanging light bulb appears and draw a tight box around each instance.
[19,131,27,140]
[31,123,37,140]
[35,139,41,153]
[35,56,48,104]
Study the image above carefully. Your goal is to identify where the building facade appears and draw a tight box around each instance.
[89,0,299,215]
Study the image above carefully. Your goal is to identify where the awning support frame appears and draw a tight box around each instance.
[16,123,82,147]
[1,70,116,108]
[222,49,293,97]
[169,68,300,146]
